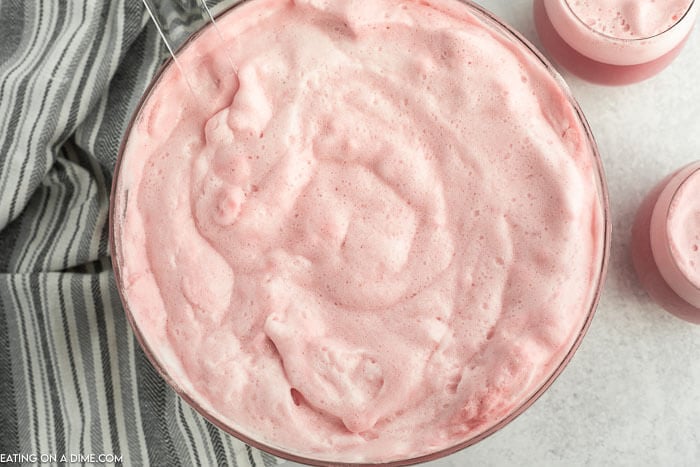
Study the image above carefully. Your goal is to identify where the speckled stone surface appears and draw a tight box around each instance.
[284,1,700,465]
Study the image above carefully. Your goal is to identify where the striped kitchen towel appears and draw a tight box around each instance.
[0,1,279,465]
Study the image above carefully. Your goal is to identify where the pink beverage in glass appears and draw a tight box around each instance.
[535,0,699,85]
[632,161,700,323]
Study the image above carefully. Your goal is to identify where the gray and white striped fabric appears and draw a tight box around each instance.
[0,1,278,465]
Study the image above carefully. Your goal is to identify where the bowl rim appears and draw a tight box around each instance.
[109,1,613,465]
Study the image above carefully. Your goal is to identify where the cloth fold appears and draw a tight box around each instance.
[0,1,278,465]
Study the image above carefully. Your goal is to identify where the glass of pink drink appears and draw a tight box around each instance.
[535,0,699,85]
[632,162,700,323]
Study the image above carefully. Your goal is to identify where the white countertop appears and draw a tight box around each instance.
[287,1,700,465]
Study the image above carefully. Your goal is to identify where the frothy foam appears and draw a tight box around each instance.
[668,169,700,289]
[113,0,605,462]
[567,0,693,39]
[544,0,698,65]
